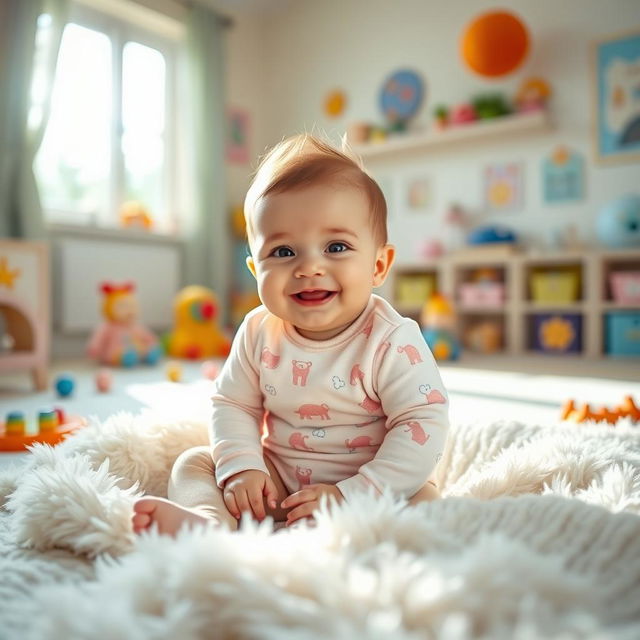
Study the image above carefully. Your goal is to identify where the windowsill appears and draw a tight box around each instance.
[48,223,185,246]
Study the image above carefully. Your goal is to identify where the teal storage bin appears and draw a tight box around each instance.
[605,312,640,356]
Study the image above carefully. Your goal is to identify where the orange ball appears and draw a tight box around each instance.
[461,11,530,78]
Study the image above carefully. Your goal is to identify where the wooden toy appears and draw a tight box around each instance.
[0,240,50,390]
[1,412,86,451]
[166,286,231,359]
[560,395,640,425]
[95,369,113,393]
[38,408,59,432]
[166,362,182,382]
[5,411,26,436]
[420,294,460,361]
[55,374,75,398]
[87,281,161,367]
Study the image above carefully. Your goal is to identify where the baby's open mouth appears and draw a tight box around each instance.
[292,290,336,304]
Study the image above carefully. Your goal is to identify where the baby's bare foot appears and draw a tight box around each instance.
[132,496,213,536]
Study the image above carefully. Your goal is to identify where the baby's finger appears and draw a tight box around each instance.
[263,477,278,510]
[281,488,313,510]
[223,489,240,519]
[235,489,252,516]
[249,488,266,521]
[286,501,317,525]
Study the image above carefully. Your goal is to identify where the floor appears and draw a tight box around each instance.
[1,355,638,471]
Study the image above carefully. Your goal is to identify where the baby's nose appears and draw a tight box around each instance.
[294,254,325,277]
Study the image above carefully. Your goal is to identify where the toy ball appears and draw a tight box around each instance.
[95,369,113,393]
[461,11,529,78]
[166,362,182,383]
[596,194,640,248]
[54,374,75,398]
[201,360,220,381]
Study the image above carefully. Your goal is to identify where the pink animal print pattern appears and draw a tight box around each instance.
[292,360,312,386]
[403,420,430,445]
[345,435,378,453]
[397,344,422,365]
[360,319,374,338]
[289,432,314,451]
[261,347,280,369]
[295,465,312,489]
[359,396,382,415]
[350,364,364,385]
[419,384,447,404]
[295,403,330,420]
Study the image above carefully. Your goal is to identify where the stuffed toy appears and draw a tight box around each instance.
[86,282,161,367]
[166,285,231,359]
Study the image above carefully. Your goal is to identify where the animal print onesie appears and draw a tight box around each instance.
[210,295,449,501]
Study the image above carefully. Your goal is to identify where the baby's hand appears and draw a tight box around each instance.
[223,470,278,522]
[281,484,344,526]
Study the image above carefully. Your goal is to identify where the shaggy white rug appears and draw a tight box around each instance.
[1,410,640,639]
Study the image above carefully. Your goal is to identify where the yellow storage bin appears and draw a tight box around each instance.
[530,269,580,303]
[396,274,436,306]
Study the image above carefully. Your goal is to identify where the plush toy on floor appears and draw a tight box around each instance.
[86,282,161,367]
[420,293,460,360]
[166,285,231,359]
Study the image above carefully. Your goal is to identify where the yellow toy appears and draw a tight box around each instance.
[166,286,231,359]
[166,362,182,382]
[420,294,460,361]
[119,200,153,230]
[560,395,640,425]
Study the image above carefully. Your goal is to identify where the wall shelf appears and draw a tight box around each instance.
[352,110,552,160]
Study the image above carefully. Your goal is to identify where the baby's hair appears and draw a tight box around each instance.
[244,133,388,246]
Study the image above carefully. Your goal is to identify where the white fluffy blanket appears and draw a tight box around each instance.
[1,411,639,639]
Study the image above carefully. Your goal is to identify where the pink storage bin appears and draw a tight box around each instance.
[610,272,640,304]
[459,282,505,306]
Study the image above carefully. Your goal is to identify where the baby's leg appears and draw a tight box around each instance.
[408,479,441,505]
[132,445,236,536]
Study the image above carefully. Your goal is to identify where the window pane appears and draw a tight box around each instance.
[122,42,166,219]
[35,23,112,221]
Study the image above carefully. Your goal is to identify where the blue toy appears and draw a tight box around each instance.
[467,225,517,245]
[596,194,640,248]
[54,374,75,398]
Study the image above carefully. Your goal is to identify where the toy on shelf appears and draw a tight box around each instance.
[449,103,477,125]
[515,77,551,113]
[471,93,512,120]
[119,200,153,230]
[433,105,449,130]
[463,319,503,354]
[1,410,87,452]
[87,282,161,367]
[560,395,640,426]
[420,293,460,361]
[166,286,231,360]
[596,194,640,248]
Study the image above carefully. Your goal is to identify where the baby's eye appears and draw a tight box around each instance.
[327,242,349,253]
[271,246,295,258]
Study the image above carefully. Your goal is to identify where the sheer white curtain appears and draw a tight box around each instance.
[0,0,69,238]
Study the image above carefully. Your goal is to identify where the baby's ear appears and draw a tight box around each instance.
[373,244,395,286]
[246,256,257,279]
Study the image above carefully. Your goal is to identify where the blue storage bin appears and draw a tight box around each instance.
[532,313,582,353]
[605,312,640,356]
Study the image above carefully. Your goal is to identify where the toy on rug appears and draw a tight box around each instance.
[95,369,113,393]
[166,285,231,359]
[54,373,75,397]
[201,360,220,381]
[87,282,161,367]
[560,395,640,425]
[0,409,86,451]
[420,293,460,361]
[166,362,182,382]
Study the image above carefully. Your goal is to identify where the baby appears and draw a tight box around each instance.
[132,134,449,534]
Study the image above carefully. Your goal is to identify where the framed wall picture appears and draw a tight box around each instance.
[404,175,432,213]
[592,29,640,164]
[226,107,250,164]
[484,162,523,213]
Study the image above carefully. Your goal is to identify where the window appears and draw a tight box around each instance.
[33,3,179,233]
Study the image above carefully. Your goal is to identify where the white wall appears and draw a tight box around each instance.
[225,0,640,263]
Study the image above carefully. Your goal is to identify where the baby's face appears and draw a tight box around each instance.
[247,184,393,340]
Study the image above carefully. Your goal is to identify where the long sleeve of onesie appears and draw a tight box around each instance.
[210,314,270,487]
[335,320,449,501]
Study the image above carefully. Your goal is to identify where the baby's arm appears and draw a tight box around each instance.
[210,315,270,488]
[337,321,449,501]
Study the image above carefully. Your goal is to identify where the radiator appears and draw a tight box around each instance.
[56,236,182,333]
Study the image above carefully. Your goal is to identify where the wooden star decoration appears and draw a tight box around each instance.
[0,256,21,289]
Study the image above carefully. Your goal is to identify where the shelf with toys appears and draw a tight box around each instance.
[351,110,552,160]
[392,246,640,360]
